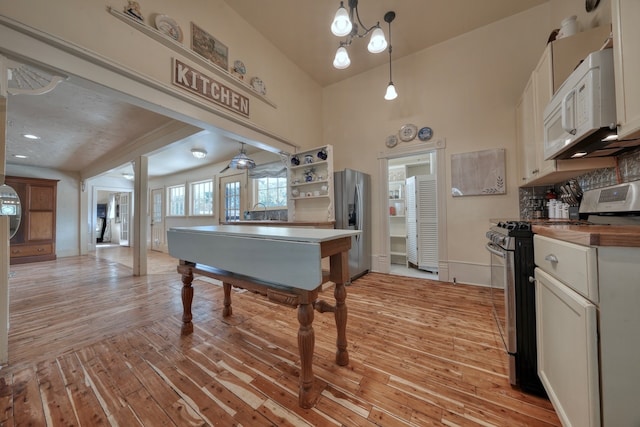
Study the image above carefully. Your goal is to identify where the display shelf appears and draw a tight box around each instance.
[108,7,277,108]
[390,214,405,218]
[290,160,328,170]
[390,251,407,257]
[291,195,330,200]
[291,179,329,187]
[390,234,406,239]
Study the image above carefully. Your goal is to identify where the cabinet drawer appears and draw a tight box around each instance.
[10,243,53,258]
[534,235,598,301]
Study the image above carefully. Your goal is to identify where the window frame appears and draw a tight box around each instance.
[251,176,288,209]
[189,179,214,217]
[166,184,186,217]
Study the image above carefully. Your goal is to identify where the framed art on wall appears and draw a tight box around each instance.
[191,22,229,70]
[451,148,506,196]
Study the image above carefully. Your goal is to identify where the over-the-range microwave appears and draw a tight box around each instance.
[542,48,617,160]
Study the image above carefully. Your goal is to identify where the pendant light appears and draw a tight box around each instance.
[383,11,398,101]
[220,142,256,173]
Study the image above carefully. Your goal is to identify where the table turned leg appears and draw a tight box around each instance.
[330,250,350,366]
[334,281,349,366]
[223,282,233,317]
[180,267,194,335]
[297,302,315,408]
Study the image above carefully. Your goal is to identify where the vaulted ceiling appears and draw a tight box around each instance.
[3,1,548,179]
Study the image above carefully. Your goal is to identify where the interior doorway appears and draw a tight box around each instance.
[388,153,438,280]
[378,139,448,281]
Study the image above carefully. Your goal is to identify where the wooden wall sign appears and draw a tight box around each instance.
[172,58,249,117]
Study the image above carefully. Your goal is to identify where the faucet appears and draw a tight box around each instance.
[252,202,267,219]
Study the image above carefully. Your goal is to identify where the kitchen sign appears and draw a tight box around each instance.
[172,58,249,117]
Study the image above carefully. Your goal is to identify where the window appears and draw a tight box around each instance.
[190,179,213,216]
[167,184,185,216]
[255,177,287,208]
[224,181,240,221]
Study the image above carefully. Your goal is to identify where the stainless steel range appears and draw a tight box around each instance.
[485,221,545,395]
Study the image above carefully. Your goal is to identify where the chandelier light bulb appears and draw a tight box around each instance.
[333,46,351,69]
[384,82,398,100]
[331,3,352,37]
[367,27,387,53]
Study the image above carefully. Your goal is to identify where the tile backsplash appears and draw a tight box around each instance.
[519,148,640,218]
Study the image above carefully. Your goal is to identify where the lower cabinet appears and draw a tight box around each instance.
[6,176,58,264]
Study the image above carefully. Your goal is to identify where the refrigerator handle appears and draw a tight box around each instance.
[354,183,362,241]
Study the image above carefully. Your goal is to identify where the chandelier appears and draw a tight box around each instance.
[330,0,397,100]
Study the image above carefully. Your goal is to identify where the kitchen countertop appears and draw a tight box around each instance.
[531,224,640,247]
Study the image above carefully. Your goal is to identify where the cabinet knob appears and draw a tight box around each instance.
[528,276,536,283]
[532,169,539,175]
[544,254,558,263]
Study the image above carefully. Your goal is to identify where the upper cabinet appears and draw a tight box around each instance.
[612,0,640,140]
[287,145,334,223]
[516,26,615,187]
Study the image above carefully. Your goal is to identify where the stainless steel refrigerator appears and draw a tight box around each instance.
[334,169,371,282]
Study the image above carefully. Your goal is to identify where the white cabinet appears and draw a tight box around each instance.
[516,26,615,187]
[534,235,640,426]
[388,166,407,265]
[612,0,640,140]
[287,145,334,222]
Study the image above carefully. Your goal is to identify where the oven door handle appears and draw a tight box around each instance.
[485,242,507,258]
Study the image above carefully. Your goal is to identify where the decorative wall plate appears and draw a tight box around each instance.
[399,123,417,142]
[386,134,398,148]
[250,77,266,95]
[418,126,433,141]
[154,15,183,42]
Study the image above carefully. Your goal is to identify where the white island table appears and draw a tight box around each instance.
[166,225,360,408]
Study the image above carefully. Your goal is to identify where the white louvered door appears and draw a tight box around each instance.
[405,176,417,265]
[416,174,438,272]
[406,175,438,272]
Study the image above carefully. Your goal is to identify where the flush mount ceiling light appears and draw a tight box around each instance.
[220,142,256,173]
[191,148,207,159]
[331,1,397,100]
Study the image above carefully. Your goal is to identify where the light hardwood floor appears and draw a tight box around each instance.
[0,247,560,426]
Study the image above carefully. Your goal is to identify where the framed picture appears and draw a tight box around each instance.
[191,22,229,70]
[451,148,506,196]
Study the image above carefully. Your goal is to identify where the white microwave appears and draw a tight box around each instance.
[542,49,617,160]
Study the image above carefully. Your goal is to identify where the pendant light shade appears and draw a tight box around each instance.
[367,27,387,53]
[384,83,398,100]
[220,142,256,173]
[331,2,352,37]
[333,46,351,69]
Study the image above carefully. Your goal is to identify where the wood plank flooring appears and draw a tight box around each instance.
[0,247,560,426]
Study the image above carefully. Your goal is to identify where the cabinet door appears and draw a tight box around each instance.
[516,76,537,184]
[535,268,600,427]
[612,0,640,139]
[533,47,556,178]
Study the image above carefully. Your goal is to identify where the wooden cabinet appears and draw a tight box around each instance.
[287,145,334,222]
[6,176,58,264]
[516,26,615,187]
[612,0,640,140]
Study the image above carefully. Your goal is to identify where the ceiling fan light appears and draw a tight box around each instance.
[367,27,387,53]
[333,46,351,69]
[191,148,207,159]
[384,82,398,100]
[331,3,352,37]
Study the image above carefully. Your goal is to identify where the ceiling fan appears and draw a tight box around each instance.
[220,142,256,173]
